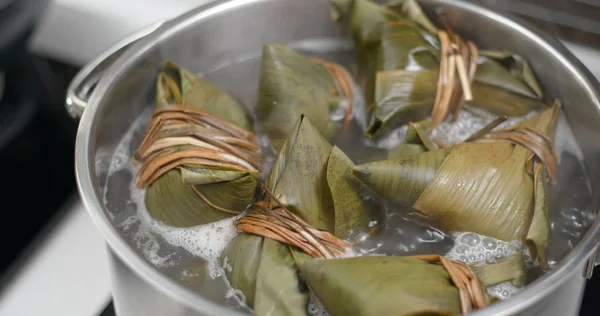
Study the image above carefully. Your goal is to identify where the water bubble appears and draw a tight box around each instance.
[482,238,497,250]
[455,244,469,254]
[460,233,481,246]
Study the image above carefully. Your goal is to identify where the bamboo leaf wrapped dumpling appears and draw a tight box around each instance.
[134,61,260,227]
[221,233,309,315]
[330,0,547,138]
[221,116,375,314]
[296,252,525,316]
[157,61,254,130]
[257,44,356,149]
[297,255,488,316]
[353,102,561,266]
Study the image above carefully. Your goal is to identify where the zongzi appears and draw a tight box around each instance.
[135,61,260,227]
[298,254,487,315]
[256,44,356,149]
[221,116,375,314]
[330,0,546,139]
[353,102,561,266]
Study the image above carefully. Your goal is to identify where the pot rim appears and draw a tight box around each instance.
[75,0,600,314]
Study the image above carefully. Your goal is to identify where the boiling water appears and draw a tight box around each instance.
[102,39,595,313]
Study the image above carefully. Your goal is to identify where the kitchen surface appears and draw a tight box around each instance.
[0,0,599,315]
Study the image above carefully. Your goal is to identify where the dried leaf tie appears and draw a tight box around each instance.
[476,125,558,181]
[432,28,478,127]
[311,57,356,128]
[410,254,489,314]
[134,105,260,189]
[235,183,350,259]
[467,101,561,181]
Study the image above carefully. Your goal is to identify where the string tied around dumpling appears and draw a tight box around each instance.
[410,254,489,314]
[235,183,350,259]
[134,104,260,191]
[465,100,561,182]
[431,23,479,128]
[310,57,357,128]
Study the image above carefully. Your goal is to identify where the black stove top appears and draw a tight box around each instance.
[0,52,79,290]
[100,301,116,316]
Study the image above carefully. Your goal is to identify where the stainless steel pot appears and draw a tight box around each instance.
[68,0,600,315]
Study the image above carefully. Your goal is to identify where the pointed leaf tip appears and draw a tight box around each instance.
[352,148,451,207]
[266,114,335,231]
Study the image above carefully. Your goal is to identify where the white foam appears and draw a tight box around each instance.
[446,232,523,265]
[148,214,240,264]
[141,235,178,268]
[488,282,520,300]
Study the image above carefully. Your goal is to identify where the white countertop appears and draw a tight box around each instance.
[0,199,111,316]
[29,0,210,66]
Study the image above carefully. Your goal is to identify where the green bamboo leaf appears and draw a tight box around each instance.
[353,148,451,206]
[387,0,439,35]
[369,70,545,135]
[266,115,335,231]
[145,169,256,227]
[220,234,264,306]
[520,103,557,266]
[221,235,309,315]
[467,82,546,118]
[466,82,545,118]
[375,26,439,72]
[479,50,544,98]
[180,167,251,185]
[327,146,372,238]
[474,56,539,100]
[470,253,526,287]
[414,142,534,241]
[405,120,439,150]
[330,0,401,45]
[329,0,437,135]
[526,163,549,268]
[156,61,253,131]
[366,69,438,138]
[256,44,341,150]
[298,256,461,316]
[253,239,309,316]
[387,119,436,163]
[387,143,427,159]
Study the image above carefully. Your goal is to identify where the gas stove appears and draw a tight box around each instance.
[0,0,596,315]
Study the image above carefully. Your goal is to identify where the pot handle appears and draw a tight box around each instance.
[65,22,164,119]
